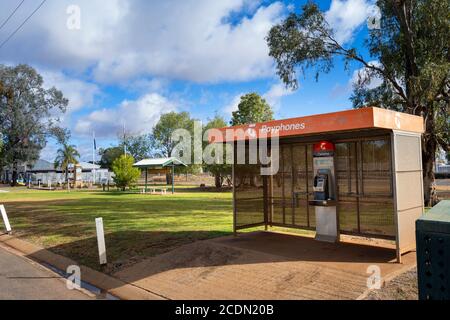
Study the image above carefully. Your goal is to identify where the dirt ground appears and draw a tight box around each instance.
[365,268,418,300]
[114,231,416,300]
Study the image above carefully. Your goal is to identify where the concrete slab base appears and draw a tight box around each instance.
[114,231,417,300]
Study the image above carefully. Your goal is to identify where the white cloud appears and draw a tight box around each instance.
[263,83,295,110]
[222,82,294,117]
[350,60,383,89]
[223,93,244,115]
[325,0,372,43]
[0,0,285,84]
[75,93,177,138]
[40,70,100,113]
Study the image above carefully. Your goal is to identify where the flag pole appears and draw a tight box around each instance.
[93,131,96,185]
[123,123,127,155]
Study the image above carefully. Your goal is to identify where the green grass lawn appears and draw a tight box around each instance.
[0,187,233,273]
[1,185,407,273]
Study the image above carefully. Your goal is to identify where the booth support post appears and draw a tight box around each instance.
[172,165,175,194]
[232,163,237,236]
[263,175,268,231]
[391,132,401,263]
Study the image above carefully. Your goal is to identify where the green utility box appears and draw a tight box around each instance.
[416,201,450,300]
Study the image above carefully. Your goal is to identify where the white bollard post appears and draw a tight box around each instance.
[95,218,107,265]
[48,180,52,190]
[1,205,12,234]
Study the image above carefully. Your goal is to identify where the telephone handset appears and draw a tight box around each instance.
[313,169,331,201]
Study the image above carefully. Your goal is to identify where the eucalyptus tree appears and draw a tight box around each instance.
[0,64,68,186]
[267,0,449,205]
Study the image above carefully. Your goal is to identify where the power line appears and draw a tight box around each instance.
[0,0,47,50]
[0,0,26,31]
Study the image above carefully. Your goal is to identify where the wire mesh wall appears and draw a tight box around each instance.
[234,136,396,238]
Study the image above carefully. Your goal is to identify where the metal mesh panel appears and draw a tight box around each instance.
[271,172,284,224]
[234,137,395,238]
[268,144,315,228]
[282,146,293,225]
[336,143,359,233]
[335,139,395,237]
[292,145,310,227]
[338,198,359,233]
[361,140,392,195]
[336,143,358,195]
[234,162,265,228]
[235,198,264,227]
[359,197,395,236]
[359,139,395,236]
[306,145,316,228]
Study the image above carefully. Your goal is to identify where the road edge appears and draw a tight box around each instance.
[0,234,165,301]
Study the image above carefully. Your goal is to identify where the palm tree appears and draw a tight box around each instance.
[54,144,80,190]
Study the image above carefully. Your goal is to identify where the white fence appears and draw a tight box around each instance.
[30,170,114,185]
[436,164,450,174]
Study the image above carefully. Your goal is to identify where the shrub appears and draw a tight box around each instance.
[112,155,141,191]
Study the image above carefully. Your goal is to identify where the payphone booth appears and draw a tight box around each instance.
[310,141,338,243]
[213,107,425,263]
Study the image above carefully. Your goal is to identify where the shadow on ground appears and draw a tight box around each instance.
[17,227,420,300]
[28,230,233,274]
[21,228,399,272]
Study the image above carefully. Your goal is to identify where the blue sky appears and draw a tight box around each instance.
[0,0,378,161]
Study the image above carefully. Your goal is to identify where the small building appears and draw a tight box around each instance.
[68,162,112,184]
[28,159,63,185]
[0,163,28,184]
[214,107,425,263]
[134,157,188,194]
[27,160,112,185]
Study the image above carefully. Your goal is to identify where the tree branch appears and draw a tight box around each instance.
[324,33,408,102]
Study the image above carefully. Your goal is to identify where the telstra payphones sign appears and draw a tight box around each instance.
[260,122,307,135]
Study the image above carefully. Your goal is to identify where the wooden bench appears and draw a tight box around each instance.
[141,187,167,195]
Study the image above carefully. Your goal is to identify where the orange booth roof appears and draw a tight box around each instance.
[210,107,424,143]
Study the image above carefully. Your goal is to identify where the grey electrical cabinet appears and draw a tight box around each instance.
[416,201,450,300]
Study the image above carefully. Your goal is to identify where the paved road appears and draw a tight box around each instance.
[0,246,94,300]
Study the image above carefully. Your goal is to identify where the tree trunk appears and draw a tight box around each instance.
[422,137,438,207]
[166,173,172,185]
[66,169,70,192]
[11,169,18,187]
[422,111,438,207]
[214,174,222,188]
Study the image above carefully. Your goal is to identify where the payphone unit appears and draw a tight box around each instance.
[310,141,338,243]
[313,169,332,201]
